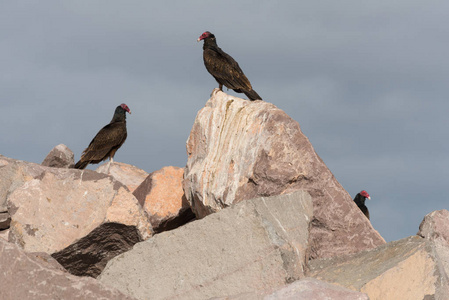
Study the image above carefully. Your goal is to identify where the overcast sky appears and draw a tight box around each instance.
[1,1,447,242]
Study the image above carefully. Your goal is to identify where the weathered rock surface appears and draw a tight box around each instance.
[418,209,449,283]
[418,209,449,243]
[3,161,153,277]
[308,236,449,300]
[41,143,75,168]
[133,166,195,233]
[8,167,152,254]
[1,155,49,231]
[97,161,149,192]
[184,91,384,259]
[99,191,313,300]
[0,239,137,300]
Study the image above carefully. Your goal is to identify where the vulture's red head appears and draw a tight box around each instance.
[120,103,131,114]
[197,31,214,42]
[359,190,371,200]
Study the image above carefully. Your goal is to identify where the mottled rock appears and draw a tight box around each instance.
[99,191,313,300]
[41,144,75,168]
[184,91,384,259]
[6,166,152,276]
[133,166,195,233]
[0,239,136,300]
[308,236,449,300]
[97,162,149,192]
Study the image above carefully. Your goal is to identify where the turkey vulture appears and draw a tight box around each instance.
[353,190,371,220]
[197,31,262,101]
[74,103,131,169]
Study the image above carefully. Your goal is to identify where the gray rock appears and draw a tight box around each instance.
[0,238,137,300]
[184,91,385,259]
[99,191,313,300]
[41,144,74,168]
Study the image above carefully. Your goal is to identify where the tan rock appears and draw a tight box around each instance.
[8,168,152,254]
[0,239,137,300]
[6,165,153,277]
[96,161,149,192]
[308,236,449,300]
[99,191,313,300]
[184,91,384,259]
[133,166,195,232]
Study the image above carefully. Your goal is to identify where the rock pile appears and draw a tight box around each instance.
[0,91,447,300]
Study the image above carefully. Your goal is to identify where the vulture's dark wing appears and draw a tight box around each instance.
[80,122,127,162]
[204,47,253,91]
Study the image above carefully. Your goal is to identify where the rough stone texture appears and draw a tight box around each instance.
[97,161,149,193]
[52,222,142,278]
[264,278,369,300]
[184,91,384,259]
[7,167,152,254]
[418,209,449,243]
[418,209,449,283]
[133,166,195,233]
[0,155,50,231]
[0,239,137,300]
[0,229,8,241]
[308,236,449,300]
[41,143,75,168]
[99,191,313,300]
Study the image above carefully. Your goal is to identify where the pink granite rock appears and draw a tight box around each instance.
[184,91,384,259]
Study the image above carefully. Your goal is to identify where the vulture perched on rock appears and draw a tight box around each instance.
[353,190,371,220]
[197,31,262,101]
[74,103,131,169]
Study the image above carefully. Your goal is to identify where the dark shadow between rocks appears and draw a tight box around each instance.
[51,222,142,278]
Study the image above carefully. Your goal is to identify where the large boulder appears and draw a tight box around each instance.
[99,191,313,300]
[0,239,137,300]
[41,144,75,168]
[184,91,384,259]
[307,236,449,300]
[6,164,152,276]
[133,166,195,233]
[96,162,149,193]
